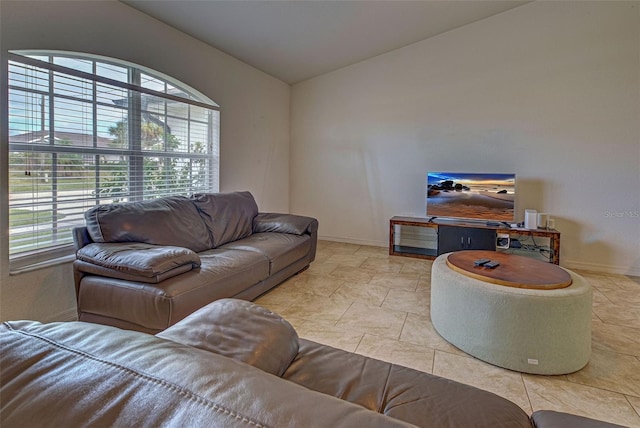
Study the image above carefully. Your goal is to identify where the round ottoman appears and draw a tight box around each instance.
[430,253,592,375]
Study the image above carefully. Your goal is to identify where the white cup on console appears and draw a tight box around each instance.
[537,213,549,229]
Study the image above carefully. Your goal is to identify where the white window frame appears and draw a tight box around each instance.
[7,51,220,272]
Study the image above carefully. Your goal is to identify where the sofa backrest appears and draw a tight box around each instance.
[0,320,414,428]
[191,191,258,248]
[84,195,212,252]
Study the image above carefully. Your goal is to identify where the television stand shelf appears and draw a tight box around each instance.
[389,216,561,264]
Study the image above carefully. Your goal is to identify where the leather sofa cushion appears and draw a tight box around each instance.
[158,299,299,376]
[84,195,212,252]
[0,321,414,428]
[221,233,311,274]
[77,248,270,332]
[191,191,258,248]
[76,243,200,283]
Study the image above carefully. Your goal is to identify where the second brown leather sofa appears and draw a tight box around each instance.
[0,299,625,428]
[72,191,318,333]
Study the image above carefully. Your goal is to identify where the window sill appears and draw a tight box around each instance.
[9,253,76,275]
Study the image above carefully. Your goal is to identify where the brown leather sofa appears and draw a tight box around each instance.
[0,299,623,427]
[72,191,317,333]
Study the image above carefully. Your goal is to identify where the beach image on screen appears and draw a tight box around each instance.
[426,172,515,221]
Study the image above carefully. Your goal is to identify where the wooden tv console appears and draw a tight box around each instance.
[389,216,561,264]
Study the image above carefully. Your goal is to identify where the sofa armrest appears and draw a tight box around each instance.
[253,212,318,235]
[157,299,299,377]
[75,242,200,284]
[72,226,93,250]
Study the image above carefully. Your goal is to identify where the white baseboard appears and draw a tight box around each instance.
[318,236,640,278]
[44,307,78,323]
[318,235,387,248]
[563,259,640,277]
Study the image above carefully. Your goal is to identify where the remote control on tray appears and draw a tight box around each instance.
[484,261,500,269]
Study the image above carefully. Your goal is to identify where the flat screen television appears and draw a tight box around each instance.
[426,172,516,223]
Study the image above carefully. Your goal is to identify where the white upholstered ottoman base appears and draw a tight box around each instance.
[430,254,592,375]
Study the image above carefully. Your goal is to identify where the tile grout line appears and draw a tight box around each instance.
[431,348,438,375]
[564,376,640,401]
[520,373,535,415]
[623,394,640,419]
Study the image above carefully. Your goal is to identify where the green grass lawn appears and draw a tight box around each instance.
[9,208,65,227]
[9,209,72,253]
[9,174,95,193]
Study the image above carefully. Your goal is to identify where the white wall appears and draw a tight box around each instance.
[291,1,640,275]
[0,0,290,322]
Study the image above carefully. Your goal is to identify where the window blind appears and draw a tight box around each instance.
[7,51,220,269]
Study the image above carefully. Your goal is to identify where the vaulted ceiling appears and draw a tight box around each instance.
[122,0,530,84]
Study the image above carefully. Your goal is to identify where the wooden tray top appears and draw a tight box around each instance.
[445,250,572,290]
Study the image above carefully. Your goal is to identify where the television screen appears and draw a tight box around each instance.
[426,172,516,222]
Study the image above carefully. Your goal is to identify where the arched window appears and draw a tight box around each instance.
[7,51,220,269]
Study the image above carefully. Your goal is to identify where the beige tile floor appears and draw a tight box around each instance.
[255,240,640,427]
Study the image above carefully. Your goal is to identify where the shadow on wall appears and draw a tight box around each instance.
[514,178,545,224]
[559,217,616,271]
